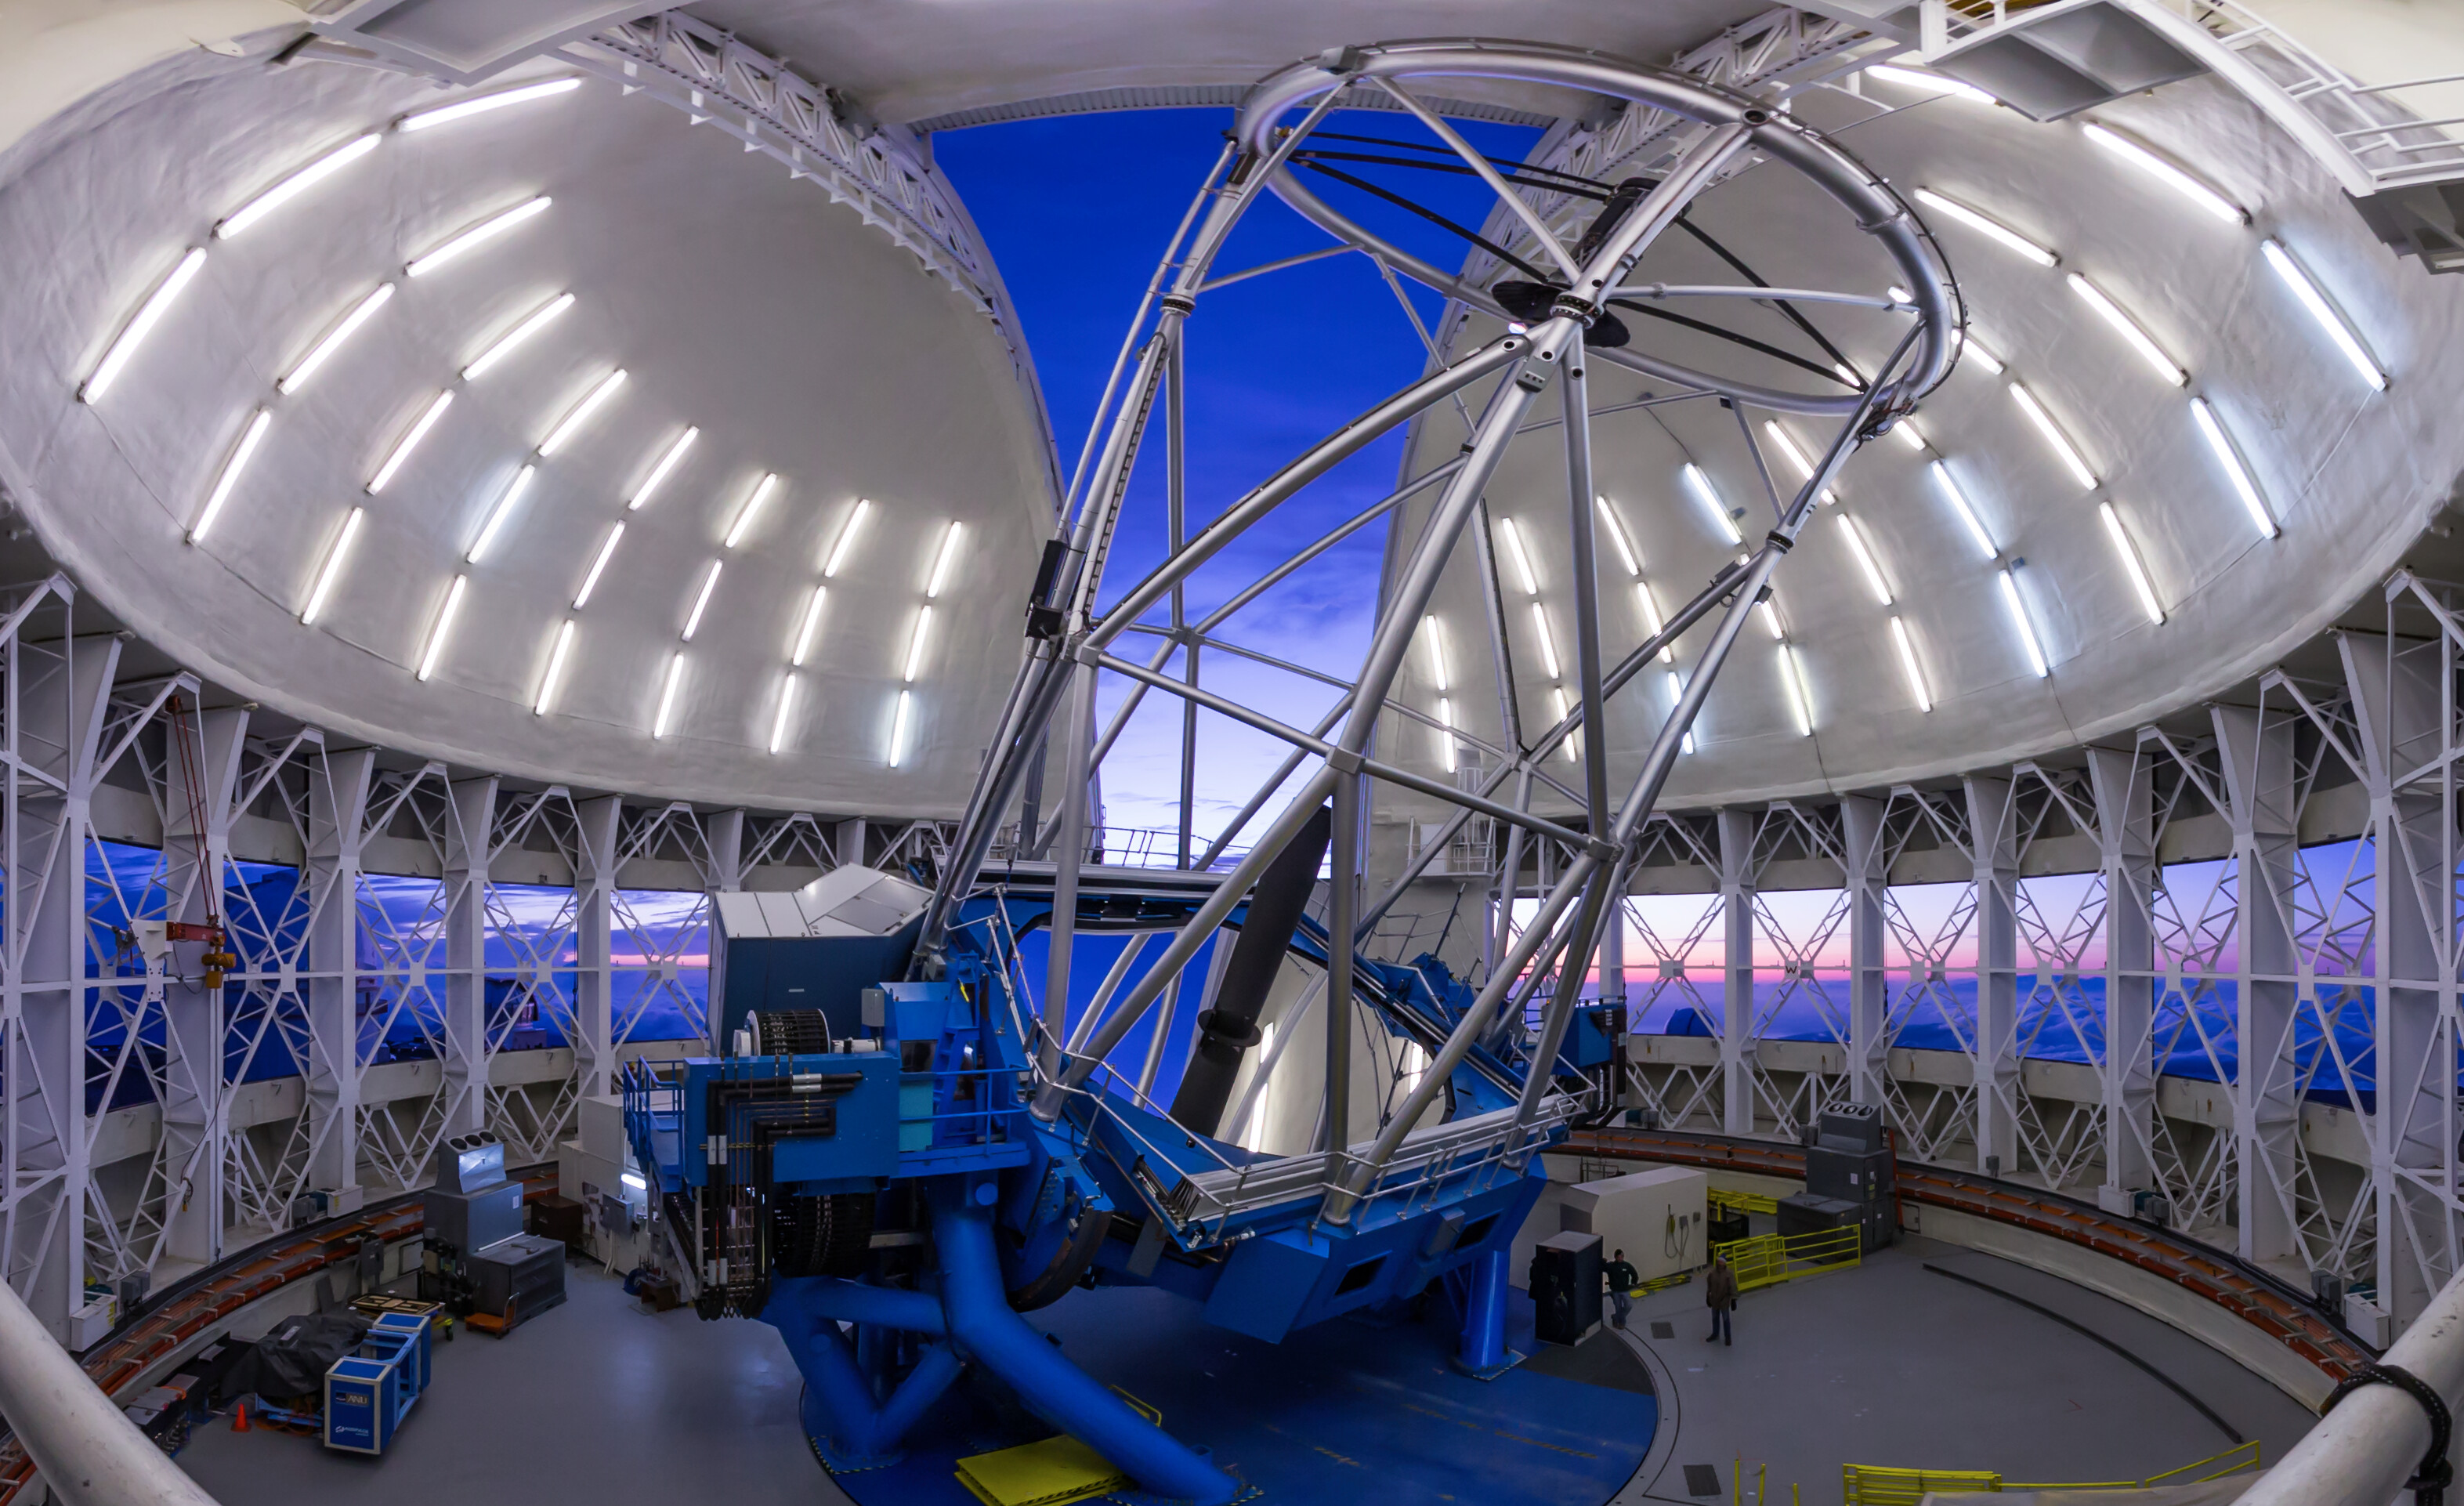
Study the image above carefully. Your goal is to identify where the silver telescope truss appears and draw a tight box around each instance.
[917,40,1961,1225]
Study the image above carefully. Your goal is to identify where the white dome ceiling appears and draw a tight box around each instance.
[2,2,2459,826]
[1381,68,2464,812]
[0,48,1056,816]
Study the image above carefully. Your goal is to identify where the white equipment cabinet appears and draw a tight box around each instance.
[1557,1165,1710,1283]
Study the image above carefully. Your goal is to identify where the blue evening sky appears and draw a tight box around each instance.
[936,108,1539,847]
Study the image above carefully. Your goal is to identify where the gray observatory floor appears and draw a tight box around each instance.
[172,1242,2317,1506]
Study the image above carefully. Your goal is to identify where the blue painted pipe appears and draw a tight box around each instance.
[780,1274,948,1334]
[765,1283,964,1462]
[932,1188,1239,1504]
[1460,1247,1509,1371]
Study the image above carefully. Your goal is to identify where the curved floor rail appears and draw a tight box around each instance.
[0,1167,557,1505]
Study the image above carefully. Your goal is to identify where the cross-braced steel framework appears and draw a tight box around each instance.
[1615,582,2464,1326]
[0,577,955,1335]
[917,39,1961,1229]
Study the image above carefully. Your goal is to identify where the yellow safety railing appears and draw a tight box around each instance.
[1708,1187,1779,1217]
[1713,1226,1861,1292]
[1840,1465,1998,1505]
[1843,1440,2261,1503]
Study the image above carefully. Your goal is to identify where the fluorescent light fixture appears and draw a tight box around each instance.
[1865,63,1999,107]
[888,689,914,767]
[619,1169,646,1193]
[823,498,870,576]
[1761,421,1836,505]
[1960,334,2006,376]
[534,619,577,715]
[461,291,573,379]
[1888,616,1931,712]
[2098,502,2165,624]
[1435,695,1456,775]
[626,425,698,509]
[1682,462,1742,545]
[725,473,781,549]
[418,574,468,682]
[1529,601,1560,679]
[792,585,827,666]
[1927,460,1995,559]
[682,559,723,641]
[368,391,453,494]
[2009,383,2098,489]
[301,507,363,624]
[278,282,394,394]
[1913,188,2056,267]
[1778,644,1813,737]
[903,605,933,681]
[406,196,551,277]
[573,521,624,607]
[399,78,583,132]
[80,247,207,403]
[1666,672,1695,755]
[1894,418,1930,452]
[1497,516,1540,595]
[1595,497,1641,577]
[2260,240,2386,392]
[537,369,627,456]
[1636,581,1673,664]
[2080,122,2246,225]
[190,407,270,542]
[1997,569,2049,678]
[2188,396,2278,538]
[1756,597,1784,641]
[2066,274,2185,386]
[769,675,799,755]
[1423,614,1450,690]
[467,465,536,563]
[1550,687,1579,762]
[216,133,383,240]
[925,519,963,597]
[653,652,685,739]
[1836,513,1892,605]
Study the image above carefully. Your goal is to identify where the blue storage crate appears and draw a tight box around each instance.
[369,1312,431,1402]
[323,1353,400,1455]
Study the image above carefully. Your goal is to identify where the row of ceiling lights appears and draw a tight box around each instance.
[1419,62,2390,773]
[76,74,962,767]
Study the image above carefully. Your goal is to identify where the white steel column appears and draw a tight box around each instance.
[1717,808,1756,1135]
[157,705,242,1264]
[1965,777,2020,1177]
[707,809,746,892]
[573,795,621,1099]
[2343,631,2457,1322]
[2214,704,2302,1264]
[5,609,112,1334]
[305,748,374,1194]
[440,777,498,1145]
[1841,795,1889,1110]
[2089,746,2156,1199]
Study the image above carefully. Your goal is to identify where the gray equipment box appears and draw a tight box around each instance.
[425,1134,520,1254]
[424,1182,521,1254]
[469,1233,566,1327]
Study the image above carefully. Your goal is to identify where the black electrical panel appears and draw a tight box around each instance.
[1530,1230,1602,1346]
[1799,1104,1895,1251]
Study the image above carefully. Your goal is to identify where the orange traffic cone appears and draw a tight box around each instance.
[231,1401,249,1432]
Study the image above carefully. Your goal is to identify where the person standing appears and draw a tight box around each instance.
[1602,1248,1640,1330]
[1706,1251,1737,1345]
